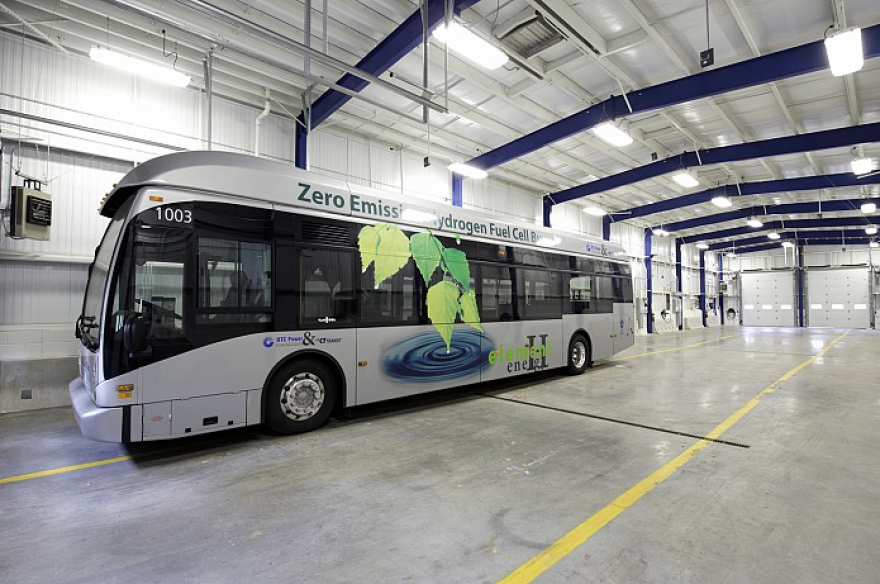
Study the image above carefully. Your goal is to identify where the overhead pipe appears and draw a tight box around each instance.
[254,88,271,158]
[550,122,880,207]
[0,2,68,54]
[467,23,880,172]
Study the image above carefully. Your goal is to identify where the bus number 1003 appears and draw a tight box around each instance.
[155,206,193,224]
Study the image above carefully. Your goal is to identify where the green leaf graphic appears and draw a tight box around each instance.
[459,290,483,332]
[426,280,460,350]
[358,225,379,272]
[410,232,443,285]
[442,248,471,292]
[373,224,411,287]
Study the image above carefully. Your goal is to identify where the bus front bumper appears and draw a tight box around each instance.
[69,377,122,442]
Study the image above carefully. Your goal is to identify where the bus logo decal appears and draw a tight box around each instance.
[263,337,275,348]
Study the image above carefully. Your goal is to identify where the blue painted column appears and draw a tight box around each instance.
[797,243,805,327]
[295,120,308,169]
[645,230,653,334]
[719,253,725,325]
[602,216,612,240]
[675,239,683,330]
[699,250,707,327]
[542,198,554,228]
[452,174,463,207]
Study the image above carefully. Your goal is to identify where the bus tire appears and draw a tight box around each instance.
[265,360,337,434]
[566,334,591,375]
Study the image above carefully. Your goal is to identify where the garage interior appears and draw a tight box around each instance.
[1,0,879,581]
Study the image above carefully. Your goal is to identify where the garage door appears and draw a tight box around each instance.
[806,268,870,328]
[741,271,796,327]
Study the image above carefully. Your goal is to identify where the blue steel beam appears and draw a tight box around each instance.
[699,250,706,327]
[661,197,880,232]
[730,238,876,256]
[708,230,876,251]
[551,122,880,205]
[619,173,880,220]
[468,24,880,171]
[679,217,880,244]
[645,230,653,334]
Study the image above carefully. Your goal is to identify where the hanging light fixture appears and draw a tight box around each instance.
[851,157,874,175]
[767,232,781,240]
[870,241,880,248]
[866,226,878,235]
[90,47,191,87]
[861,201,877,214]
[592,122,634,147]
[781,241,795,248]
[433,22,509,70]
[448,162,488,179]
[582,205,607,217]
[711,195,732,208]
[672,172,700,188]
[746,217,763,228]
[652,227,670,237]
[695,242,709,249]
[824,28,864,77]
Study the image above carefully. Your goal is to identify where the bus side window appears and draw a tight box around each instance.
[480,266,515,322]
[568,274,592,314]
[299,248,355,327]
[359,259,418,326]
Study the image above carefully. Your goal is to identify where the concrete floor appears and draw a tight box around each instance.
[1,327,879,583]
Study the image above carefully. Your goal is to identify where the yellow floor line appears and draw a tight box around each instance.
[610,334,736,362]
[498,330,850,584]
[0,455,134,485]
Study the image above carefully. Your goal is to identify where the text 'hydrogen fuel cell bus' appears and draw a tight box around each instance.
[71,151,634,442]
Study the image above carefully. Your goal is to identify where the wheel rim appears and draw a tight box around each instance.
[279,372,325,421]
[571,341,586,369]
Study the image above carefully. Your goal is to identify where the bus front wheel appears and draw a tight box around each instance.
[566,334,591,375]
[266,360,337,434]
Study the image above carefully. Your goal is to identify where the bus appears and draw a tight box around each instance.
[71,151,634,442]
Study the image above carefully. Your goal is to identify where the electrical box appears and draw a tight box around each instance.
[720,282,729,294]
[10,186,52,241]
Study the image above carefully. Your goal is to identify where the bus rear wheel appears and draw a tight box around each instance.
[266,360,337,434]
[566,334,591,375]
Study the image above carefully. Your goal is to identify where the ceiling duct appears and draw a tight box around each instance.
[498,12,564,59]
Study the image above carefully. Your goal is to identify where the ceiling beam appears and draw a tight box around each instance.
[466,23,880,171]
[680,218,880,244]
[551,122,880,205]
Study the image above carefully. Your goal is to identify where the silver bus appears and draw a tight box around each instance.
[71,151,634,442]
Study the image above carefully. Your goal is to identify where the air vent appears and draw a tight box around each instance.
[498,12,564,59]
[300,221,350,246]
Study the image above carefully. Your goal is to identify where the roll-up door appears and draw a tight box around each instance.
[806,268,870,328]
[741,271,796,327]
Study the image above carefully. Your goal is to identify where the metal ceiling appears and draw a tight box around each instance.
[2,0,880,251]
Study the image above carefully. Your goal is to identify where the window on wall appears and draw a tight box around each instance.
[197,237,272,323]
[300,247,355,327]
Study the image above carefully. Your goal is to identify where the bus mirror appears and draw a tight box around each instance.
[123,313,152,358]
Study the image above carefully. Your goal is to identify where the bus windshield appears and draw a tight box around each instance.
[78,199,131,351]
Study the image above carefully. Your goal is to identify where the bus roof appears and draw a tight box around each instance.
[104,151,628,261]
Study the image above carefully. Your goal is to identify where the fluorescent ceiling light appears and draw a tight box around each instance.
[781,241,795,248]
[448,162,487,179]
[582,206,607,217]
[591,122,633,147]
[871,241,880,248]
[652,228,670,237]
[861,202,877,214]
[433,22,508,70]
[90,47,190,87]
[851,157,874,175]
[824,28,864,77]
[726,251,736,258]
[767,232,781,240]
[866,226,878,235]
[746,217,763,228]
[672,172,700,188]
[696,242,709,249]
[711,195,732,208]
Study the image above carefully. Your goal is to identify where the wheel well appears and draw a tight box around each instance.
[262,351,347,421]
[570,329,593,360]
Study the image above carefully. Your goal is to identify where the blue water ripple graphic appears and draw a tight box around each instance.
[382,329,491,382]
